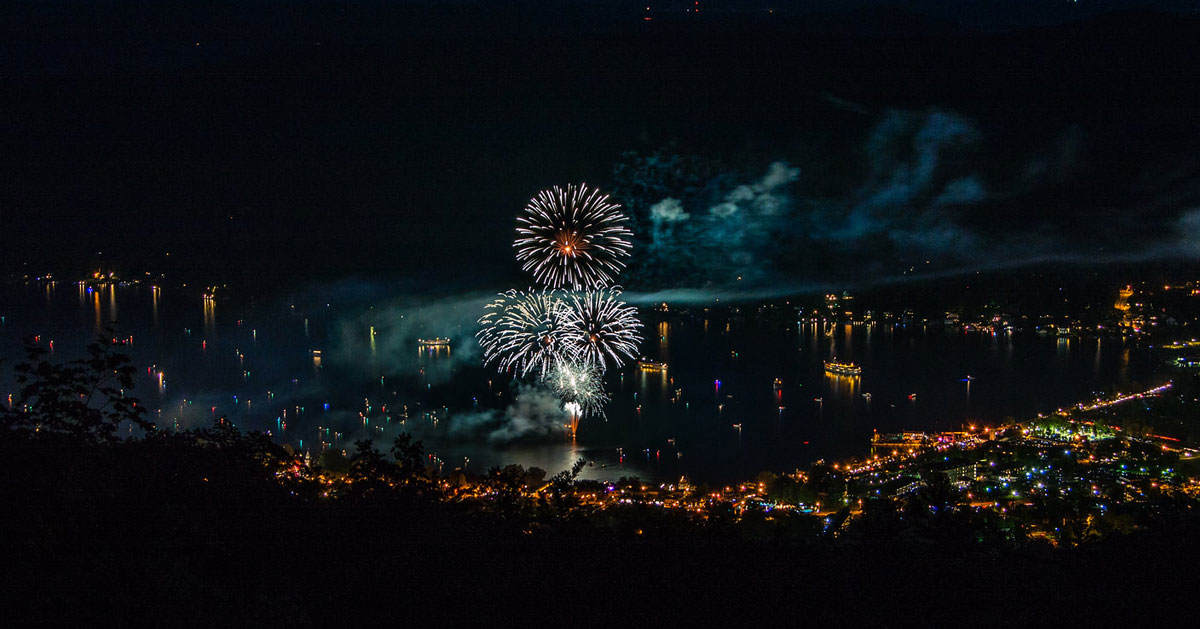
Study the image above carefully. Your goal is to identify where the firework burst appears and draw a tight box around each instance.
[561,288,642,371]
[546,360,609,418]
[477,289,580,378]
[515,183,633,290]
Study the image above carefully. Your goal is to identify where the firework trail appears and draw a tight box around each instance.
[561,288,642,372]
[563,402,582,439]
[476,289,580,378]
[515,183,633,290]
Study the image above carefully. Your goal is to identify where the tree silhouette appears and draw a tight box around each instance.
[390,432,427,482]
[911,472,965,516]
[344,439,396,500]
[486,464,532,520]
[317,448,351,477]
[2,331,153,444]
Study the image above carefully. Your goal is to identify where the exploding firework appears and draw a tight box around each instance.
[477,289,580,378]
[549,360,609,438]
[561,288,642,371]
[515,183,633,290]
[546,360,609,419]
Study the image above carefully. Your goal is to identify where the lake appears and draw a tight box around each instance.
[0,280,1163,483]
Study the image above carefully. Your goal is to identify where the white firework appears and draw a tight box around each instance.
[561,288,642,372]
[515,183,633,290]
[476,289,580,378]
[546,360,609,418]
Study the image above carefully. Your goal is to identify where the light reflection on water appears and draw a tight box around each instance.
[0,282,1166,484]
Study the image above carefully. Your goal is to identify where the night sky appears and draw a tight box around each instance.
[2,1,1198,292]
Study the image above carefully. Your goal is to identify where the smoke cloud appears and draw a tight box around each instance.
[650,198,689,223]
[614,106,1200,291]
[447,384,570,445]
[329,290,491,384]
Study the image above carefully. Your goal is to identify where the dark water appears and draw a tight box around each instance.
[0,281,1163,484]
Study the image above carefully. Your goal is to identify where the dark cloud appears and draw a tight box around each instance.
[614,106,1200,293]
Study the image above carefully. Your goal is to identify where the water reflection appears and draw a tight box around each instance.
[1119,345,1131,382]
[417,343,453,385]
[0,282,1166,485]
[826,373,860,398]
[202,294,216,338]
[92,289,101,330]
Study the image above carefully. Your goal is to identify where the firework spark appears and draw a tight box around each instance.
[515,183,633,290]
[546,360,609,419]
[477,289,580,378]
[561,288,642,371]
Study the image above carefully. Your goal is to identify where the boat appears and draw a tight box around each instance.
[638,359,668,372]
[824,360,862,376]
[417,337,451,347]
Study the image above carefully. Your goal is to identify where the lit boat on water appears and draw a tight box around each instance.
[824,360,862,376]
[417,337,451,347]
[638,359,668,372]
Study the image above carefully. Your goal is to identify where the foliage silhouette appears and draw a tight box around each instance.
[2,330,153,444]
